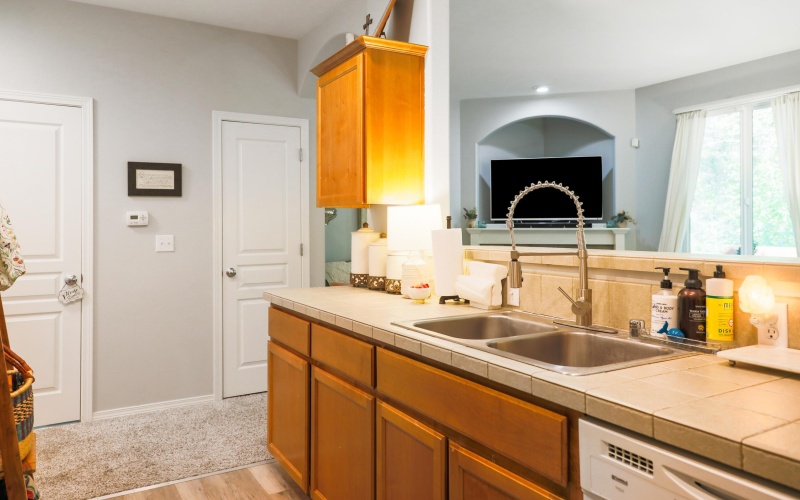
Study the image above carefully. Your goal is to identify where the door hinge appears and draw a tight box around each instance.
[300,243,304,256]
[299,148,303,162]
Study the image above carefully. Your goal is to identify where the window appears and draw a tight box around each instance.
[690,103,796,257]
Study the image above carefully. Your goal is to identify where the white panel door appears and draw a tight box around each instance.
[222,121,302,398]
[0,99,83,426]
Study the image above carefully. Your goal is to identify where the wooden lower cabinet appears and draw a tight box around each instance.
[310,366,375,500]
[376,400,446,500]
[449,443,563,500]
[267,341,310,493]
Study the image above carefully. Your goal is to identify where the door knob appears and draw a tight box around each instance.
[65,274,78,286]
[225,268,237,277]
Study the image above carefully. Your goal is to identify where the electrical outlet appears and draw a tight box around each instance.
[507,287,520,307]
[156,235,174,252]
[767,327,780,340]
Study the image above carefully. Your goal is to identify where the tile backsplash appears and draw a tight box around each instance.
[466,248,800,349]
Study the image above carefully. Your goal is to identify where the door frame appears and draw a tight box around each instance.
[0,89,95,423]
[211,111,310,401]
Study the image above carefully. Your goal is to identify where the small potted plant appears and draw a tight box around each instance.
[463,207,478,228]
[611,210,636,228]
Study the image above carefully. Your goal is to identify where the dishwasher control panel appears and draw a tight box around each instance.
[579,418,796,500]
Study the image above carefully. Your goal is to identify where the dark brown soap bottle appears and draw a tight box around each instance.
[678,268,707,341]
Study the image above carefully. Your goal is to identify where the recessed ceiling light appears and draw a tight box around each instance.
[534,86,550,93]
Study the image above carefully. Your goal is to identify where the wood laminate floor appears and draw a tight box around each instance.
[112,461,308,500]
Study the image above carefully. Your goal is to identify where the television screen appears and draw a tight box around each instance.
[490,157,603,221]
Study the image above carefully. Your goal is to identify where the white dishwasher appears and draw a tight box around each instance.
[579,418,798,500]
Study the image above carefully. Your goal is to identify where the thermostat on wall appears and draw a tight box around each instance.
[126,211,149,226]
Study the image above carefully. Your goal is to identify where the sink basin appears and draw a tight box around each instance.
[403,311,557,340]
[393,311,690,376]
[486,331,680,375]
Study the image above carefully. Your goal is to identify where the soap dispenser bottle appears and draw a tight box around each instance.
[650,267,678,338]
[678,268,707,341]
[706,265,734,342]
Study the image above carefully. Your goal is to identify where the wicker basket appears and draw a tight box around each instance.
[3,345,34,462]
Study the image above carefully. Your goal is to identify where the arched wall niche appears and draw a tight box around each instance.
[476,115,615,223]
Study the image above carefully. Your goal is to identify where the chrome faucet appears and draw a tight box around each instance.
[506,181,594,328]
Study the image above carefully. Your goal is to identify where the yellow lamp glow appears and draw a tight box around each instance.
[738,275,775,315]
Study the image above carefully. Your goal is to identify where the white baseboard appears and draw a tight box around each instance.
[92,394,215,421]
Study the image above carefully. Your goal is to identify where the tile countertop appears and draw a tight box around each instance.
[264,286,800,491]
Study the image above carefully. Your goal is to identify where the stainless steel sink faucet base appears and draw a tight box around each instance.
[506,181,594,328]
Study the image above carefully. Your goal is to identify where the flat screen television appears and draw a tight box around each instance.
[490,156,603,222]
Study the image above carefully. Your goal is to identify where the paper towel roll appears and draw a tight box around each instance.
[368,237,388,277]
[351,224,379,274]
[431,229,463,297]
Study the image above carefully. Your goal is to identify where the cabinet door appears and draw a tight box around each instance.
[311,367,375,500]
[377,400,446,500]
[316,53,365,208]
[267,341,310,492]
[449,443,562,500]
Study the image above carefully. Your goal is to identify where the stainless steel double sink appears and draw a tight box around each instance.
[393,311,688,376]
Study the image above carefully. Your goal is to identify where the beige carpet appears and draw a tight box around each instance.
[34,393,271,500]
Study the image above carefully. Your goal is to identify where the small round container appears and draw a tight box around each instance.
[406,286,431,303]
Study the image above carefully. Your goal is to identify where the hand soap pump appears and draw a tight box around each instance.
[678,268,707,342]
[651,267,678,338]
[706,265,734,342]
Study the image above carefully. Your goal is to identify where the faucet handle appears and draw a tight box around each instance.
[629,319,646,337]
[558,287,591,316]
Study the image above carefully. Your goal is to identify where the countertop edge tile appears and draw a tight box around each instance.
[742,445,800,491]
[586,396,653,437]
[654,417,742,469]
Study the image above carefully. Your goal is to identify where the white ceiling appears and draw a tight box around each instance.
[452,0,800,99]
[68,0,800,100]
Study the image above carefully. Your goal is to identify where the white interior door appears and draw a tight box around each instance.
[222,120,302,398]
[0,99,83,426]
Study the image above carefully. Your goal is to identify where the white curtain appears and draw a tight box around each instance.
[658,110,707,252]
[772,92,800,252]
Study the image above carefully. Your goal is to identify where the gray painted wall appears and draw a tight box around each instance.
[0,0,322,412]
[325,209,359,263]
[474,118,614,223]
[458,91,637,246]
[635,49,800,250]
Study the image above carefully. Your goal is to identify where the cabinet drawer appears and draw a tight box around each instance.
[449,443,563,500]
[377,348,568,486]
[312,324,374,386]
[269,307,310,356]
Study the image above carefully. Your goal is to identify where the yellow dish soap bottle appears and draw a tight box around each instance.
[706,265,734,342]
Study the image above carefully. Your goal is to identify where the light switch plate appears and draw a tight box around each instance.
[156,235,174,252]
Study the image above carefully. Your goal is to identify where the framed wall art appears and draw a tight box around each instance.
[128,162,182,197]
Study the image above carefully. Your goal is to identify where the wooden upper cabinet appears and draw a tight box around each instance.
[312,36,428,208]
